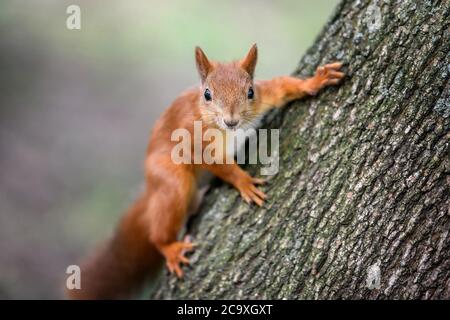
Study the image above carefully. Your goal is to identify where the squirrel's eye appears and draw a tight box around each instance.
[247,87,254,99]
[204,88,212,101]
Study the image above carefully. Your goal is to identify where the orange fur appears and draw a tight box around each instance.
[69,44,344,299]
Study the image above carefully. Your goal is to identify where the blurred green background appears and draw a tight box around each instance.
[0,0,338,298]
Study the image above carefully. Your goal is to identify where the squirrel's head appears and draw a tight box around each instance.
[195,44,258,130]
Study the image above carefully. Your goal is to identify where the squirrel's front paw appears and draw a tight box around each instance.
[308,62,344,95]
[236,176,267,207]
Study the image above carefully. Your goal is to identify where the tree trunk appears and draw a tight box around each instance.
[152,0,450,299]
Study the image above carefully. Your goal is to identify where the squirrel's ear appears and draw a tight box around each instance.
[240,44,258,78]
[195,46,212,83]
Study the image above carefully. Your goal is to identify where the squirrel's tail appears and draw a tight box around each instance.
[66,194,162,299]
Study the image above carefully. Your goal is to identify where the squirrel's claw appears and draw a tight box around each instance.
[237,175,267,207]
[307,62,345,95]
[160,239,196,279]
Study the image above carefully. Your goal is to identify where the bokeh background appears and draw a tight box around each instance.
[0,0,338,298]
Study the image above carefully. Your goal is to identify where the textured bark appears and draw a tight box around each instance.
[152,0,450,299]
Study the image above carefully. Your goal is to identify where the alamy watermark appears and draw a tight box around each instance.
[366,262,381,290]
[171,121,279,175]
[66,5,81,30]
[66,265,81,290]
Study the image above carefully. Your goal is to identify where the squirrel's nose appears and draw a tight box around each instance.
[224,119,239,128]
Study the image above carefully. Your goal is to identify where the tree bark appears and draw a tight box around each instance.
[152,0,450,299]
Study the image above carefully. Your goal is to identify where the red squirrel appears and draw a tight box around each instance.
[67,44,344,299]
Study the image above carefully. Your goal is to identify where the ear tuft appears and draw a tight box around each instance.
[195,46,212,83]
[240,44,258,78]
